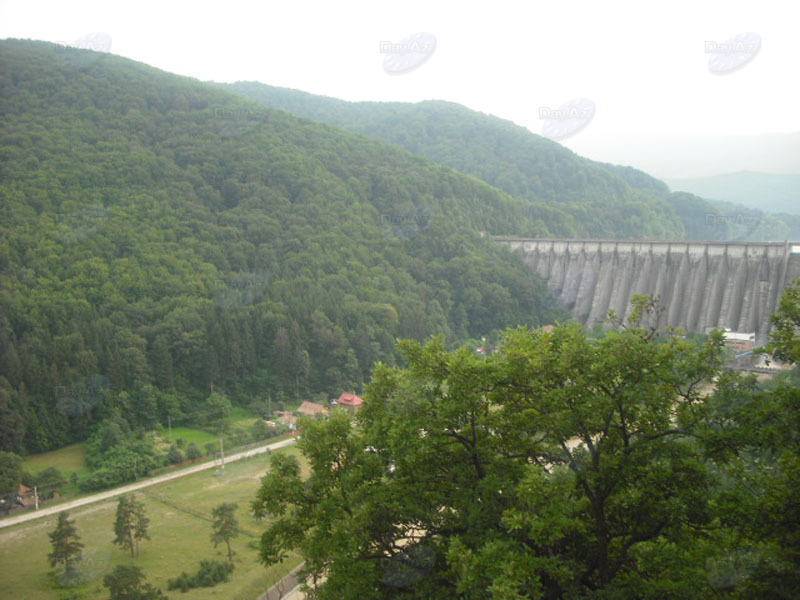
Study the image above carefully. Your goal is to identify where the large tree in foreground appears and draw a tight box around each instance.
[701,279,800,597]
[253,296,753,598]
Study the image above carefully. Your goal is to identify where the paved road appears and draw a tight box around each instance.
[257,562,305,600]
[0,436,297,529]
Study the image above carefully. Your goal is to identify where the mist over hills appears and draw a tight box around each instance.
[667,171,800,216]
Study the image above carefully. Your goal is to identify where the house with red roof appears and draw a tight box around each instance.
[335,393,363,414]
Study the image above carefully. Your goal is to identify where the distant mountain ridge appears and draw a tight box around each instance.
[218,82,800,243]
[667,171,800,216]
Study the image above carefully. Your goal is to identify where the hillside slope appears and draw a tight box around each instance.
[0,40,568,454]
[219,83,702,239]
[222,82,800,243]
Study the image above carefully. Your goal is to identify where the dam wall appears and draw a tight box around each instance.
[496,238,800,344]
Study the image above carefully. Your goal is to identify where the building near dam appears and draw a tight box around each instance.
[496,238,800,345]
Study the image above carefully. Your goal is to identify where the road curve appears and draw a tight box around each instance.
[0,436,297,529]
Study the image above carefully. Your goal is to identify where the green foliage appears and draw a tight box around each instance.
[0,39,566,456]
[185,443,201,461]
[103,564,168,599]
[764,278,800,364]
[251,305,747,598]
[166,445,183,465]
[220,82,734,241]
[80,419,160,491]
[0,451,23,506]
[166,559,234,592]
[210,502,239,564]
[113,495,150,558]
[31,465,67,496]
[47,512,84,572]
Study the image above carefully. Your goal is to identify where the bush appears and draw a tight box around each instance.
[167,559,233,592]
[175,438,185,449]
[185,443,202,461]
[167,445,183,465]
[35,466,67,495]
[204,442,216,457]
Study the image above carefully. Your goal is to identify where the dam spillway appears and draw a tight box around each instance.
[495,238,800,344]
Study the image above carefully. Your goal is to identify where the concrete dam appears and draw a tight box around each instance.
[495,238,800,344]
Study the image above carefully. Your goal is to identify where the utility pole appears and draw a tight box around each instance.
[34,486,39,510]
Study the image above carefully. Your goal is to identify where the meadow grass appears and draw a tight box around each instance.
[0,445,306,599]
[22,443,88,475]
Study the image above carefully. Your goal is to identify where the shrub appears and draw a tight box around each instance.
[167,445,183,465]
[167,559,233,592]
[185,443,202,461]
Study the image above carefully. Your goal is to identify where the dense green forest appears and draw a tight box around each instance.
[221,82,800,242]
[0,39,575,456]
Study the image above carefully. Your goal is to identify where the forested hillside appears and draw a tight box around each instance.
[222,82,800,243]
[0,40,568,454]
[219,83,729,240]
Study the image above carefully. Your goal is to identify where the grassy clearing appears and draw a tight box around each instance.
[22,443,88,476]
[0,445,306,599]
[158,426,218,448]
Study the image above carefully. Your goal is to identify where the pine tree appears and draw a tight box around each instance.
[113,494,150,558]
[210,502,239,564]
[48,512,84,574]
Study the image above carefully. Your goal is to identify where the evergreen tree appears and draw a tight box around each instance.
[47,512,83,574]
[113,495,150,558]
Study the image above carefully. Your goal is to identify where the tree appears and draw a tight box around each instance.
[35,466,67,497]
[114,495,150,558]
[253,299,732,598]
[103,564,168,599]
[186,443,202,462]
[0,451,22,512]
[166,445,183,465]
[204,392,232,434]
[47,512,84,575]
[210,502,239,564]
[702,280,800,596]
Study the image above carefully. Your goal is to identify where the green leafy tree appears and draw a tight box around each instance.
[114,495,150,558]
[103,564,168,599]
[0,451,22,511]
[47,512,84,575]
[185,443,202,462]
[253,298,733,598]
[166,445,183,465]
[210,502,239,564]
[204,392,232,434]
[34,466,67,496]
[702,280,800,596]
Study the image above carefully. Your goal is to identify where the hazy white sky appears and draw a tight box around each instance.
[1,0,798,175]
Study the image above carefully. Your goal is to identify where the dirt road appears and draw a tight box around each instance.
[0,436,297,529]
